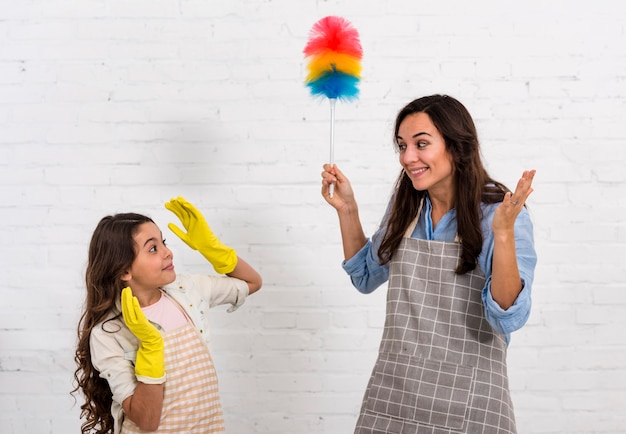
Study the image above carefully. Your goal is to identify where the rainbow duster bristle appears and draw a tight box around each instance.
[303,16,362,100]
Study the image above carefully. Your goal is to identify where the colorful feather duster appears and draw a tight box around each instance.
[303,16,362,197]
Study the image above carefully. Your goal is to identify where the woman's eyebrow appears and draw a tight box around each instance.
[396,131,431,141]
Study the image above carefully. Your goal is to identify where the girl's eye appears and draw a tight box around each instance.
[149,245,157,253]
[162,239,167,247]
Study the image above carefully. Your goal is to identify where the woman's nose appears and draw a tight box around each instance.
[401,146,418,164]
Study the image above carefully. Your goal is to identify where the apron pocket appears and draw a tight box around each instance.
[364,352,473,430]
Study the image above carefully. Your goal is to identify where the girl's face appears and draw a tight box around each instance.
[397,112,455,197]
[122,222,175,295]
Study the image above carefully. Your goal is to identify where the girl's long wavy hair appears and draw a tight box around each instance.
[378,95,510,274]
[71,213,154,434]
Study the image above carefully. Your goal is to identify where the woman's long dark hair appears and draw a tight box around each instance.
[71,213,154,434]
[378,95,510,274]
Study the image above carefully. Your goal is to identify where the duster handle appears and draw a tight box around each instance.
[329,98,336,198]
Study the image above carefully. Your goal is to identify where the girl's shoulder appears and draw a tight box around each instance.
[92,312,125,335]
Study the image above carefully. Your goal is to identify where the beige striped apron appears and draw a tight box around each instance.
[355,217,515,433]
[122,322,225,433]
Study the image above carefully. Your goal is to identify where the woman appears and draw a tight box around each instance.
[321,94,536,433]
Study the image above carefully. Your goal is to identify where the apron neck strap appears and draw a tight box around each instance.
[403,197,424,238]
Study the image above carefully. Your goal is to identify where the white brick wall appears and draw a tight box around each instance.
[1,0,625,432]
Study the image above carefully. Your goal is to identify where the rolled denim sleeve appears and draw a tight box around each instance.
[342,239,390,294]
[483,277,532,339]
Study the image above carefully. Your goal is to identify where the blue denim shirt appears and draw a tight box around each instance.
[343,195,537,344]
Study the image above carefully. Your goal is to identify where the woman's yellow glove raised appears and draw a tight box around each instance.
[121,287,166,384]
[165,196,238,274]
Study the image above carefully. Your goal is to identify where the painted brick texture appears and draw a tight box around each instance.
[1,1,625,433]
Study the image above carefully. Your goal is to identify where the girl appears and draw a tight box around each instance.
[73,197,262,433]
[321,95,537,433]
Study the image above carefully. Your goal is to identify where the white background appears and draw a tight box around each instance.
[1,0,625,433]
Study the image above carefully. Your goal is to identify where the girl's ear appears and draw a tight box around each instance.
[121,270,131,283]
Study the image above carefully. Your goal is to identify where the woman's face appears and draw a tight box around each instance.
[397,112,455,196]
[122,222,176,294]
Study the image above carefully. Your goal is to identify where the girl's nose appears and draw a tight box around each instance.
[164,246,173,258]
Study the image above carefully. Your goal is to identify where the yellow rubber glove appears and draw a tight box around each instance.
[121,287,165,384]
[165,196,238,274]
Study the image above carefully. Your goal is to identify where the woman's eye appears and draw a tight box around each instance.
[417,141,427,148]
[397,144,407,151]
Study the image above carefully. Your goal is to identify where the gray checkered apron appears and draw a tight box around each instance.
[354,219,516,433]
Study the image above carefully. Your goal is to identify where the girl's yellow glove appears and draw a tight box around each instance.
[121,287,165,384]
[165,196,238,274]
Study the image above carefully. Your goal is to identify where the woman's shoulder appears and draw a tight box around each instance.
[480,200,500,216]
